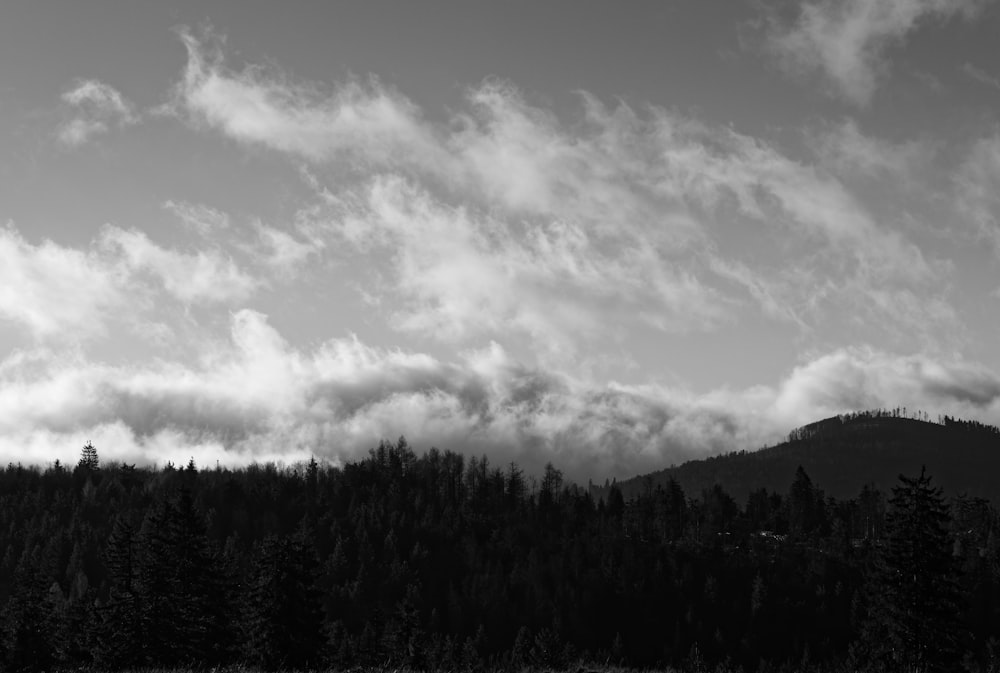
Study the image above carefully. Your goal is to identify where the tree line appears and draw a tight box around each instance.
[0,438,997,672]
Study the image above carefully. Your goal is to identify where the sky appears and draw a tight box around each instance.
[2,0,1000,481]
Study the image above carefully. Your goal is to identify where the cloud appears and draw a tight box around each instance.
[809,118,933,179]
[0,222,261,341]
[334,175,727,354]
[772,347,1000,424]
[163,200,230,236]
[961,62,1000,90]
[0,225,127,339]
[58,79,137,146]
[251,222,323,275]
[767,0,981,105]
[169,28,443,167]
[100,225,259,304]
[164,29,958,353]
[956,134,1000,254]
[1,313,997,480]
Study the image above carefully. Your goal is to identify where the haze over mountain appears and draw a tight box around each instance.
[2,2,1000,478]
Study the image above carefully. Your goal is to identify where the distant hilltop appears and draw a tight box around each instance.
[599,409,1000,503]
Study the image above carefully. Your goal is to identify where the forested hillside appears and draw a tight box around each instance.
[606,409,1000,503]
[2,431,999,672]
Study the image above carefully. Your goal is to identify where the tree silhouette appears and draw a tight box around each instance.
[862,467,964,672]
[77,442,99,472]
[244,531,325,670]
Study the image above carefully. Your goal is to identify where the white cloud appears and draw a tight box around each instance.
[0,222,261,342]
[1,314,997,480]
[58,79,137,146]
[251,222,323,274]
[334,175,728,354]
[166,30,955,352]
[772,347,1000,424]
[810,118,932,179]
[100,225,258,304]
[767,0,981,105]
[170,28,443,167]
[163,200,230,236]
[0,225,126,339]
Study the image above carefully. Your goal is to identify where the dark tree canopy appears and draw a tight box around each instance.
[861,467,965,673]
[0,432,998,672]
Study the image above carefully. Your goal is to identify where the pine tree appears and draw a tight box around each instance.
[788,465,820,537]
[78,441,99,471]
[133,490,234,667]
[97,517,143,668]
[243,531,326,670]
[861,467,964,672]
[0,561,58,672]
[167,488,234,665]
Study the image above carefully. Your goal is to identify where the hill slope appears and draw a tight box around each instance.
[607,411,1000,503]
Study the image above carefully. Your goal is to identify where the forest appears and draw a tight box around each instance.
[1,428,998,672]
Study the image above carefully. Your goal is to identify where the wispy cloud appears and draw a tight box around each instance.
[100,226,259,304]
[10,26,989,476]
[58,79,137,146]
[809,118,933,179]
[766,0,981,106]
[956,133,1000,254]
[961,62,1000,90]
[333,174,727,355]
[250,222,324,275]
[163,200,231,236]
[169,28,443,167]
[166,30,955,354]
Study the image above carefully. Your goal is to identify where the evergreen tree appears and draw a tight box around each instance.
[861,467,964,672]
[134,490,234,666]
[0,563,58,672]
[97,517,143,668]
[167,488,235,665]
[244,532,326,669]
[78,441,99,472]
[789,465,819,536]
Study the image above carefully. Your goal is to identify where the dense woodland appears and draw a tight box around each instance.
[2,421,999,672]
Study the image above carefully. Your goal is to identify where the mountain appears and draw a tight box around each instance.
[604,410,1000,504]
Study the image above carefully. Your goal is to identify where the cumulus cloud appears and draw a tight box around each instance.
[100,226,258,304]
[767,0,981,105]
[58,79,137,146]
[0,222,261,341]
[0,225,126,339]
[772,347,1000,424]
[2,313,997,480]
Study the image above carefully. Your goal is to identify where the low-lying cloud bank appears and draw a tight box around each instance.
[3,310,997,481]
